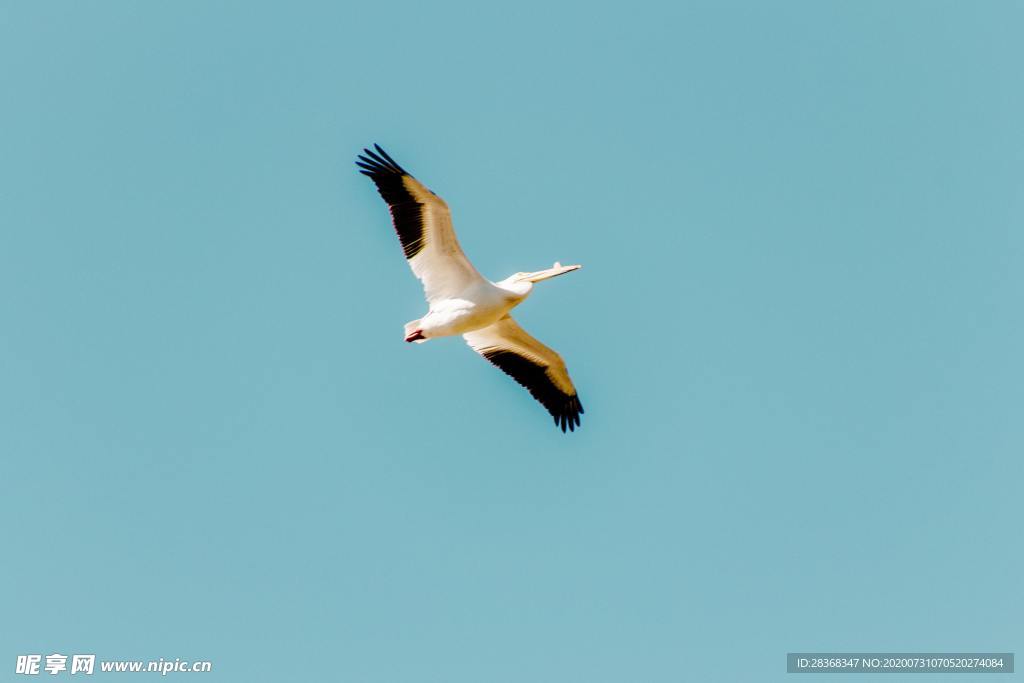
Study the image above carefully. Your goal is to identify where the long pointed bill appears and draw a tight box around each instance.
[524,262,582,283]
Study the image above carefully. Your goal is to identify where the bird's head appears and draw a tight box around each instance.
[499,262,582,296]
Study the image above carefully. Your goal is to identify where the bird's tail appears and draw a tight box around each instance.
[404,318,428,344]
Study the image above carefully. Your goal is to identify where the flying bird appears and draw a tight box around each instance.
[356,144,584,432]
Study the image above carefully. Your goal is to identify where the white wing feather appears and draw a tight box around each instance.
[464,315,583,431]
[357,146,487,304]
[400,176,488,304]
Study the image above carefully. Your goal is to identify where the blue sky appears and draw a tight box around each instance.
[1,1,1021,681]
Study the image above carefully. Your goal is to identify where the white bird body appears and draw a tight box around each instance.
[407,281,522,342]
[357,145,585,432]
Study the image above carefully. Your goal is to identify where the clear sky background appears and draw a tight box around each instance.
[1,1,1021,681]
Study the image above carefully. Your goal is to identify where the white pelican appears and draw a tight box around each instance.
[357,144,584,432]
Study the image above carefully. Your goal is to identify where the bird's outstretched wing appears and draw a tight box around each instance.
[357,144,487,303]
[464,315,584,432]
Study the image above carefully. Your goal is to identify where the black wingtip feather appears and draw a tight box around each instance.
[359,144,407,176]
[355,145,407,177]
[373,144,407,173]
[481,348,584,433]
[356,144,428,260]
